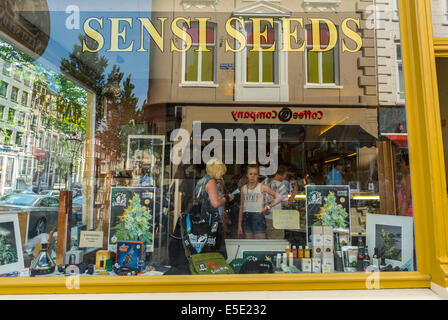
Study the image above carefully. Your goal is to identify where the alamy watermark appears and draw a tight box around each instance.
[170,121,279,176]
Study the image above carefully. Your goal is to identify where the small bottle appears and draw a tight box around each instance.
[276,253,282,268]
[282,253,288,266]
[363,246,371,272]
[285,244,291,257]
[298,246,304,259]
[304,246,311,258]
[292,245,297,259]
[289,252,294,267]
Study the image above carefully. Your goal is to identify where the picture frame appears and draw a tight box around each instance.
[366,214,414,271]
[0,214,24,274]
[305,185,351,246]
[108,187,156,252]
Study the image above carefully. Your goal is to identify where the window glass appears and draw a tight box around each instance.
[0,80,7,97]
[0,0,417,280]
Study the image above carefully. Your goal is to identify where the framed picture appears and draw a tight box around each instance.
[108,187,156,252]
[305,185,351,246]
[0,214,24,274]
[366,214,414,271]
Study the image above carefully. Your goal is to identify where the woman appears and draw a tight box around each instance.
[195,159,234,222]
[398,154,413,217]
[238,164,283,239]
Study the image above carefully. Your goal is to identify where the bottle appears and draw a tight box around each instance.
[285,245,291,259]
[282,253,288,266]
[298,246,304,259]
[363,246,371,272]
[292,245,297,259]
[289,252,294,267]
[276,253,282,268]
[304,246,311,258]
[356,235,365,272]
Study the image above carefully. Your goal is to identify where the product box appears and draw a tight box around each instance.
[64,250,84,265]
[300,258,312,273]
[312,258,321,273]
[322,226,334,248]
[311,226,323,247]
[116,241,146,273]
[322,252,335,273]
[96,250,111,271]
[312,246,323,259]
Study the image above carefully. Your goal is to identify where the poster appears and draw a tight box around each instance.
[109,187,156,252]
[0,214,24,274]
[305,185,351,246]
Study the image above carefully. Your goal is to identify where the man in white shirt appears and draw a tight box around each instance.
[264,165,298,239]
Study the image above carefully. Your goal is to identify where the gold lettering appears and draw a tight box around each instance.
[280,18,305,52]
[137,17,166,52]
[309,18,337,52]
[171,17,192,53]
[250,18,275,52]
[108,18,134,52]
[82,17,104,53]
[225,17,246,52]
[342,18,362,53]
[196,18,211,52]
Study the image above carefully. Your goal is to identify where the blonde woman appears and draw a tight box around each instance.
[194,159,234,222]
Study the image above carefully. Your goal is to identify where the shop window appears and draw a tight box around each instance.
[0,104,3,121]
[10,86,19,102]
[182,23,216,85]
[305,24,339,86]
[0,80,7,97]
[246,21,277,83]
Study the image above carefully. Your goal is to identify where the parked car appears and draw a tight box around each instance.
[0,194,60,239]
[39,190,60,197]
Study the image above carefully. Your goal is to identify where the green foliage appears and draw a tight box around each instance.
[314,192,348,228]
[111,194,153,245]
[377,229,402,261]
[0,234,18,266]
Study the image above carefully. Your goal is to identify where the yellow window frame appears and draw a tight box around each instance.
[1,0,448,294]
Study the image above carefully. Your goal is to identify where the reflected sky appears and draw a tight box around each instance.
[36,0,153,108]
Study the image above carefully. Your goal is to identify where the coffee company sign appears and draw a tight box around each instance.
[0,0,50,58]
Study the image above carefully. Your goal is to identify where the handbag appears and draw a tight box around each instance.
[179,214,234,275]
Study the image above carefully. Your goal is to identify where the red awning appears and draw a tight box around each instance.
[385,135,408,147]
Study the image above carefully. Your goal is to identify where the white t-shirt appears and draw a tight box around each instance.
[242,183,264,213]
[264,179,289,220]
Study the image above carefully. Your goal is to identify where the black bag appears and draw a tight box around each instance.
[239,260,274,274]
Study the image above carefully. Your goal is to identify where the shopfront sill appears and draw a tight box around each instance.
[179,83,219,88]
[304,84,343,89]
[0,272,431,295]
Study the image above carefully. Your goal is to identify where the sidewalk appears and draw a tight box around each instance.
[0,289,442,300]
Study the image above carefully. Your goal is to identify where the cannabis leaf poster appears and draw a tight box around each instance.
[305,185,351,246]
[109,187,156,252]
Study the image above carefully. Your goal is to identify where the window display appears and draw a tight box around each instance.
[0,0,426,286]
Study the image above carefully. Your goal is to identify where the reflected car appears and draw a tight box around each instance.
[0,194,60,239]
[39,190,60,197]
